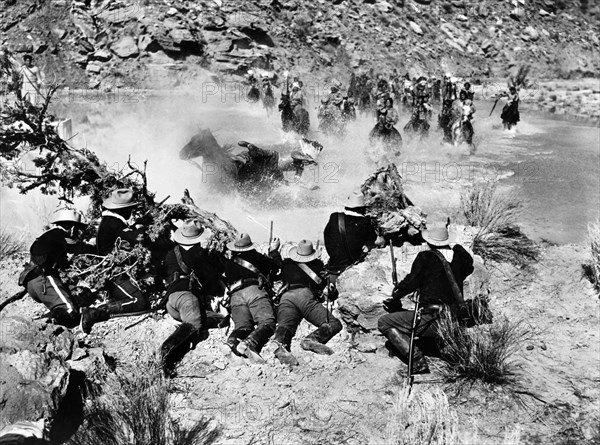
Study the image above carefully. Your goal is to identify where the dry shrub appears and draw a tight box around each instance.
[461,182,539,266]
[0,227,25,259]
[67,357,219,445]
[385,386,521,444]
[584,219,600,293]
[436,310,530,386]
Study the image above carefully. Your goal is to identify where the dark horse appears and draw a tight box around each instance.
[262,83,275,115]
[279,94,310,135]
[404,104,430,139]
[369,118,403,151]
[501,102,520,130]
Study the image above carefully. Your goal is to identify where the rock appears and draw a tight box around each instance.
[525,26,539,41]
[110,36,139,58]
[376,1,393,13]
[337,248,411,332]
[138,34,154,51]
[92,48,112,61]
[86,62,102,73]
[481,39,493,52]
[167,7,178,16]
[52,28,66,39]
[71,348,87,361]
[457,14,469,22]
[409,21,423,35]
[539,8,550,17]
[0,318,73,431]
[510,7,524,20]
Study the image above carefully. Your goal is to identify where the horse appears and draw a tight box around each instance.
[180,129,321,192]
[279,94,310,135]
[369,118,403,152]
[247,84,260,103]
[403,105,430,139]
[452,118,474,147]
[262,83,275,116]
[501,102,520,130]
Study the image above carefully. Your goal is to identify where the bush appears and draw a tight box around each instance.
[460,183,539,266]
[0,227,25,259]
[584,219,600,293]
[66,357,219,445]
[385,386,521,444]
[436,310,530,386]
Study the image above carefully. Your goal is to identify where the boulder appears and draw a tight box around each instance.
[409,21,423,35]
[110,36,139,58]
[525,26,540,41]
[0,318,74,431]
[86,62,102,73]
[92,48,112,61]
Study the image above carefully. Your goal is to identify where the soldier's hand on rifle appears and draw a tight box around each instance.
[383,297,402,313]
[269,237,281,252]
[378,282,394,296]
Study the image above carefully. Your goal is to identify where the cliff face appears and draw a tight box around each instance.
[0,0,598,89]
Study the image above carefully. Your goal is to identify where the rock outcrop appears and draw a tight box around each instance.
[0,317,74,432]
[336,233,489,333]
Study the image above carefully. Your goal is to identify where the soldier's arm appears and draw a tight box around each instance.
[392,253,426,299]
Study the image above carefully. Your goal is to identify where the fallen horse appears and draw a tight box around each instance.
[180,129,323,191]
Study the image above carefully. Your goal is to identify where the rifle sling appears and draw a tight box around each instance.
[174,246,192,275]
[430,249,465,306]
[296,263,323,286]
[337,213,354,262]
[232,257,269,285]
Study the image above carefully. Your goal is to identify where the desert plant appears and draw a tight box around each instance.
[436,310,530,386]
[66,357,219,445]
[461,182,539,266]
[385,386,521,444]
[0,227,25,259]
[583,219,600,293]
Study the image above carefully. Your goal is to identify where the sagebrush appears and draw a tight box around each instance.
[67,357,219,445]
[385,386,521,445]
[436,310,530,386]
[461,182,539,266]
[584,219,600,293]
[0,227,25,259]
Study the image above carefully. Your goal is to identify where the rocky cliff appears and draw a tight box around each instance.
[0,0,598,90]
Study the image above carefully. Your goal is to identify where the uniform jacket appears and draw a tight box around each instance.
[393,245,474,306]
[323,210,378,272]
[224,249,281,286]
[30,226,95,274]
[97,211,144,256]
[279,258,326,295]
[165,244,226,296]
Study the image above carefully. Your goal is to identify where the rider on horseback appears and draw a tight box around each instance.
[290,82,305,112]
[500,86,520,129]
[451,91,475,145]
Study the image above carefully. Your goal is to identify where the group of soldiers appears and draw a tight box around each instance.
[20,186,475,378]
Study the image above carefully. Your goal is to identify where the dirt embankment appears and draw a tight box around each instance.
[1,239,598,444]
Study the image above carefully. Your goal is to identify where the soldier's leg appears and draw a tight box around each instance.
[272,292,303,366]
[161,291,206,377]
[27,276,80,328]
[105,275,149,313]
[237,287,275,362]
[298,290,343,355]
[227,291,254,353]
[378,311,430,374]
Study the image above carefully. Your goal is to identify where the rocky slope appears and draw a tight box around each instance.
[1,239,598,444]
[0,0,598,91]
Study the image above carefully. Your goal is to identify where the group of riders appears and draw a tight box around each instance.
[244,68,521,150]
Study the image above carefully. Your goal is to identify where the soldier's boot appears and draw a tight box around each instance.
[300,319,343,356]
[160,323,199,378]
[79,304,113,334]
[226,328,252,356]
[384,327,430,374]
[237,324,274,364]
[272,327,299,367]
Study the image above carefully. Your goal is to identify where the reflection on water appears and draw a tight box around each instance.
[2,93,597,245]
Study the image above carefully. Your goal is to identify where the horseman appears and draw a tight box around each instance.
[318,79,345,134]
[460,82,475,101]
[290,82,305,113]
[500,86,520,130]
[451,91,475,146]
[413,78,432,116]
[442,73,457,102]
[246,69,260,102]
[402,73,413,107]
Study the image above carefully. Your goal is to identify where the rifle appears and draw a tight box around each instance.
[0,289,27,314]
[268,220,273,251]
[489,96,500,117]
[135,195,170,223]
[406,290,422,392]
[389,239,398,286]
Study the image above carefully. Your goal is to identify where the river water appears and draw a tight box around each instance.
[2,93,598,246]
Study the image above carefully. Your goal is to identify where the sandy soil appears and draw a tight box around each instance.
[1,239,598,444]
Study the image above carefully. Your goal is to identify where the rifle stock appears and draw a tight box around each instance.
[407,290,421,392]
[389,240,398,286]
